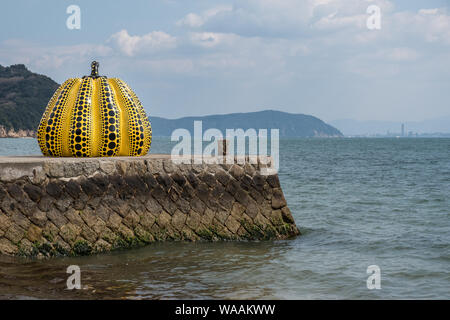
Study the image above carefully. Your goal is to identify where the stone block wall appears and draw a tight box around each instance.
[0,155,300,257]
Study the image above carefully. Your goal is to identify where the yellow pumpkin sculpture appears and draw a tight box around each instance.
[37,61,152,157]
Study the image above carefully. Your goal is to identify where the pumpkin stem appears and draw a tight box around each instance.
[90,61,99,78]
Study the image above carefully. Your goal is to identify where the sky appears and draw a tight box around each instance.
[0,0,449,122]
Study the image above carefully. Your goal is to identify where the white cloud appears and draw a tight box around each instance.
[188,32,240,48]
[177,5,232,28]
[109,29,177,56]
[175,0,396,37]
[313,12,366,29]
[177,13,204,28]
[390,8,450,44]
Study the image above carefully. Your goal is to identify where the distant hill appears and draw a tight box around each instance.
[150,110,342,137]
[0,64,59,136]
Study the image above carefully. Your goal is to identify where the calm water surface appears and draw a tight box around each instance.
[0,137,449,299]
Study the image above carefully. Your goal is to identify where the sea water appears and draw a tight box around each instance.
[0,137,448,299]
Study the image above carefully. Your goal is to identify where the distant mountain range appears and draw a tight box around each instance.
[331,118,450,136]
[150,110,342,137]
[0,64,342,138]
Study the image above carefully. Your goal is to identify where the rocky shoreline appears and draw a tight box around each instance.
[0,126,36,138]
